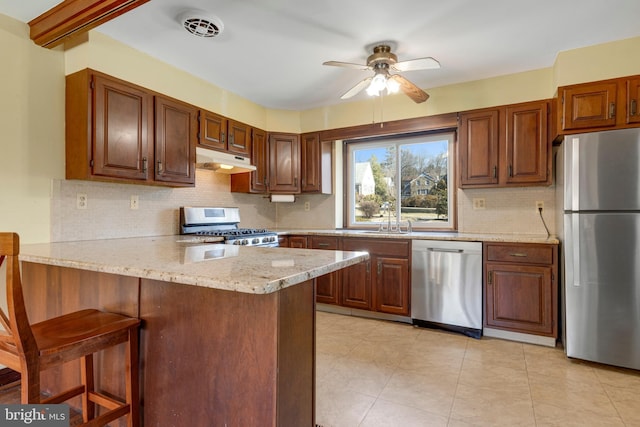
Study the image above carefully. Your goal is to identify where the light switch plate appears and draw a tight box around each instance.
[472,198,486,210]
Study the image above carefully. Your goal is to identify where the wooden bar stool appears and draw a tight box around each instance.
[0,233,141,427]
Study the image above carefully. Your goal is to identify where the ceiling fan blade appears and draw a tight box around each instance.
[340,77,373,99]
[392,57,440,72]
[323,60,371,70]
[389,74,429,103]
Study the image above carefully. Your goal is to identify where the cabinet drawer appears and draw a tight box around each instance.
[309,236,339,250]
[342,238,410,258]
[485,243,554,265]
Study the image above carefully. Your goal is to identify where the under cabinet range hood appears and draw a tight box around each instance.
[195,147,256,174]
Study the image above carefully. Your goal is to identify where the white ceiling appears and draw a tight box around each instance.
[3,0,640,111]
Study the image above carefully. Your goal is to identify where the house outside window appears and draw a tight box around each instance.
[345,132,455,230]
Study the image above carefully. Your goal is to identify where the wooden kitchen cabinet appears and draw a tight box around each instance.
[269,133,301,193]
[309,236,341,305]
[301,132,333,194]
[154,95,197,185]
[558,74,640,133]
[483,242,558,337]
[288,235,308,248]
[230,127,269,193]
[341,238,411,316]
[197,111,251,157]
[459,100,551,188]
[66,69,195,187]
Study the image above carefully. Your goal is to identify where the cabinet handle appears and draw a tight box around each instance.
[631,99,638,116]
[221,131,226,144]
[493,166,497,178]
[609,102,616,119]
[377,261,382,275]
[509,253,528,257]
[157,161,163,173]
[317,243,330,247]
[488,271,493,285]
[294,177,298,187]
[142,157,148,172]
[508,165,513,177]
[366,261,370,274]
[229,134,234,146]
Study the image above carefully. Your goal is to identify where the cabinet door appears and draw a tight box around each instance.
[485,263,554,336]
[504,101,549,185]
[269,133,300,193]
[251,128,269,193]
[198,110,227,151]
[373,257,410,316]
[92,74,151,181]
[288,236,307,248]
[309,237,340,305]
[154,96,197,185]
[301,133,320,193]
[341,260,372,310]
[561,82,617,130]
[626,79,640,125]
[227,119,251,157]
[459,109,499,187]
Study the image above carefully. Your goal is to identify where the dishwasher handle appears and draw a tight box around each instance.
[427,248,464,253]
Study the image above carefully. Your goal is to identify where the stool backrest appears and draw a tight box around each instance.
[0,233,37,369]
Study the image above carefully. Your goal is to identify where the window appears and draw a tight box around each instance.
[346,132,455,230]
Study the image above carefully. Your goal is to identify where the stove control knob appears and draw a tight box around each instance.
[242,239,249,245]
[232,240,241,245]
[252,238,260,245]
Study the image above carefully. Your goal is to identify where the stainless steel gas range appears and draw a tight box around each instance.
[180,206,279,247]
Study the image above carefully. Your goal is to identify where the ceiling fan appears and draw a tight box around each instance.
[323,43,440,103]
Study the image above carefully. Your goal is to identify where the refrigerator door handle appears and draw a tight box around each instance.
[571,214,581,287]
[570,137,580,211]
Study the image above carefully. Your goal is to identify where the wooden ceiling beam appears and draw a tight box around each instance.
[28,0,150,49]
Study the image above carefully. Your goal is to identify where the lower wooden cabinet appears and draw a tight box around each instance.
[341,238,411,316]
[483,242,558,337]
[308,236,341,305]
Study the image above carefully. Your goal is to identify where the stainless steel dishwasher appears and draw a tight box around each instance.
[411,240,482,338]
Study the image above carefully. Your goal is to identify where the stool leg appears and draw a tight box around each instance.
[81,354,95,422]
[126,327,140,427]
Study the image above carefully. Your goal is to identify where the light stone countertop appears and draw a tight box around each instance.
[277,229,560,244]
[19,236,369,295]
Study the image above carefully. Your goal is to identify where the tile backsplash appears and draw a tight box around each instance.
[50,171,557,242]
[458,186,557,236]
[50,170,276,242]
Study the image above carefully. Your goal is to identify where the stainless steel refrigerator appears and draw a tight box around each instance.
[559,127,640,370]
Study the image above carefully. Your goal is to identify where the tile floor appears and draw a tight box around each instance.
[315,311,640,427]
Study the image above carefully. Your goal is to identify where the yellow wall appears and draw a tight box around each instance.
[3,10,640,243]
[0,14,65,243]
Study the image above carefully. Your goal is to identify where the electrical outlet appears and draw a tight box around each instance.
[304,201,310,211]
[472,198,486,210]
[76,193,87,210]
[130,195,139,210]
[536,201,544,211]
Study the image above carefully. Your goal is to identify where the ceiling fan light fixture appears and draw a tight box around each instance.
[386,76,400,94]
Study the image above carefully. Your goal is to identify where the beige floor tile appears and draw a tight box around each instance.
[360,399,448,427]
[316,379,376,427]
[322,356,396,398]
[450,380,535,426]
[533,402,625,427]
[458,357,529,388]
[377,369,457,417]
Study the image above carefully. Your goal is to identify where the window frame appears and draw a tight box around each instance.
[344,131,457,231]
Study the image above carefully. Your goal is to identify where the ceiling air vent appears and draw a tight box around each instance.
[180,11,224,38]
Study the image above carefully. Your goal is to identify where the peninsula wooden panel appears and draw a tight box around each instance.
[139,278,315,427]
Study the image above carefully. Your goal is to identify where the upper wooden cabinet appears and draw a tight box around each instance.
[269,133,301,193]
[154,96,197,185]
[66,69,195,187]
[197,112,251,157]
[459,100,551,188]
[230,127,270,194]
[300,132,332,194]
[558,75,640,133]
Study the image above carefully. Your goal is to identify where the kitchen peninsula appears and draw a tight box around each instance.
[18,236,368,427]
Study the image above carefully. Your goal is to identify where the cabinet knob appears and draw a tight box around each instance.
[609,102,616,119]
[157,161,163,173]
[631,99,637,116]
[142,157,148,172]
